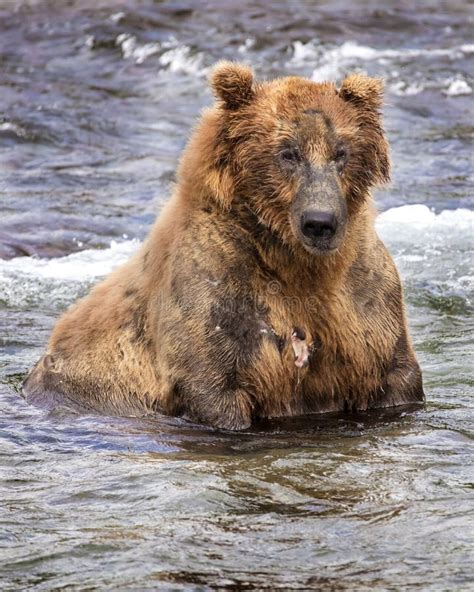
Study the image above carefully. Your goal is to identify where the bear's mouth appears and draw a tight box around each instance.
[300,240,340,256]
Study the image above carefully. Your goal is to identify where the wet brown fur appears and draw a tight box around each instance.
[23,62,424,430]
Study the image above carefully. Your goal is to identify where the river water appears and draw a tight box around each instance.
[0,1,473,590]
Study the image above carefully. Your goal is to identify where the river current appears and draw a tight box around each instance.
[0,1,472,590]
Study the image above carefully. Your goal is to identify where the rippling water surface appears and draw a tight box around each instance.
[0,1,473,590]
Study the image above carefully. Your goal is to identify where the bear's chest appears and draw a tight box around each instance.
[263,290,395,410]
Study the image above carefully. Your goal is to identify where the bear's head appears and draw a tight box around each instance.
[181,62,390,257]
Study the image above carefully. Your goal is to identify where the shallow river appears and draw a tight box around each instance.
[0,1,473,590]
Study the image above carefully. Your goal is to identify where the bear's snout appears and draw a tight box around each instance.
[300,211,338,244]
[290,165,348,255]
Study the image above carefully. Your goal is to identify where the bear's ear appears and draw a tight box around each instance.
[339,74,390,186]
[210,61,255,110]
[338,73,384,111]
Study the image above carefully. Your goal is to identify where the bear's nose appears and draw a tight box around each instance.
[301,211,338,242]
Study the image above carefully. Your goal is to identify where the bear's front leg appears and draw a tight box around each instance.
[179,387,254,431]
[371,331,425,408]
[159,294,276,430]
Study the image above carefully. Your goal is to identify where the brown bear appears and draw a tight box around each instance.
[23,62,424,430]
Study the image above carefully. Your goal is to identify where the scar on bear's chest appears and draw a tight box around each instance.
[290,326,322,368]
[261,323,321,369]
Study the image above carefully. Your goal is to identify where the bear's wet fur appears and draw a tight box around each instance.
[23,62,424,430]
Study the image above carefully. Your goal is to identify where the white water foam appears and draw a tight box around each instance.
[290,40,474,67]
[390,80,427,97]
[443,77,473,96]
[109,11,125,24]
[288,40,473,97]
[115,34,161,64]
[238,38,256,54]
[376,206,473,303]
[0,207,472,309]
[158,46,207,76]
[114,34,207,74]
[0,240,140,309]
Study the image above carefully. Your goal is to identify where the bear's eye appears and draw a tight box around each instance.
[279,147,301,166]
[334,146,348,173]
